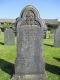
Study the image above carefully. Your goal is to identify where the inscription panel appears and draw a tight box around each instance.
[16,25,44,75]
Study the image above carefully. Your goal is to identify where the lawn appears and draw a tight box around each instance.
[0,32,60,80]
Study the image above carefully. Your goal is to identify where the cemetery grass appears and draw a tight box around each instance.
[0,32,60,80]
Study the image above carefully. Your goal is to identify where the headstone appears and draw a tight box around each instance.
[46,31,50,39]
[49,34,54,39]
[42,20,48,39]
[4,28,15,45]
[13,5,47,80]
[0,28,1,35]
[54,25,60,47]
[49,29,55,39]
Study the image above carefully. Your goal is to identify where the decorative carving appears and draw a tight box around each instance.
[19,5,41,26]
[26,10,35,25]
[20,10,41,26]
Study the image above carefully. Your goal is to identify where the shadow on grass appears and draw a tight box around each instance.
[44,44,54,47]
[0,42,4,45]
[46,63,60,75]
[53,57,60,62]
[0,59,60,78]
[0,59,14,77]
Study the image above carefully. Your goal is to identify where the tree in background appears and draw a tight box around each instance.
[0,22,15,28]
[0,23,15,32]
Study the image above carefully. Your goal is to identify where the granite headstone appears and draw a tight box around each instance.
[13,5,47,80]
[4,28,15,45]
[0,28,1,35]
[54,25,60,47]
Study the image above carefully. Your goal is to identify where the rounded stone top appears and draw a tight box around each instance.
[20,5,40,20]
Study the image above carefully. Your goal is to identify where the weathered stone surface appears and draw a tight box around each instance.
[4,28,15,45]
[54,25,60,47]
[16,25,44,74]
[14,5,47,80]
[0,29,1,35]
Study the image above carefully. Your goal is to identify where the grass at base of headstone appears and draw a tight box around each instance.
[0,32,16,80]
[0,45,16,80]
[0,32,60,80]
[44,39,60,80]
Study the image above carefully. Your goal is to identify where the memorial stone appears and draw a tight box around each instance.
[54,25,60,47]
[4,28,15,45]
[0,28,1,35]
[13,5,47,80]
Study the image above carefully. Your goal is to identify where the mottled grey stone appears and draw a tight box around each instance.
[16,25,44,74]
[54,25,60,47]
[4,28,15,45]
[14,5,47,80]
[0,29,1,35]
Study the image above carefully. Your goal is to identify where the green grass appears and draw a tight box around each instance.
[0,32,16,80]
[0,32,60,80]
[44,39,60,80]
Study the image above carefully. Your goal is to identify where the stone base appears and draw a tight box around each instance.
[11,74,47,80]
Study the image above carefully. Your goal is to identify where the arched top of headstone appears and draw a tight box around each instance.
[17,5,44,27]
[20,5,40,20]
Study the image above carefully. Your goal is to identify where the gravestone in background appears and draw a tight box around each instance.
[13,5,47,80]
[0,29,1,44]
[49,29,55,39]
[54,25,60,47]
[49,34,54,39]
[0,28,1,35]
[42,20,47,39]
[4,28,15,45]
